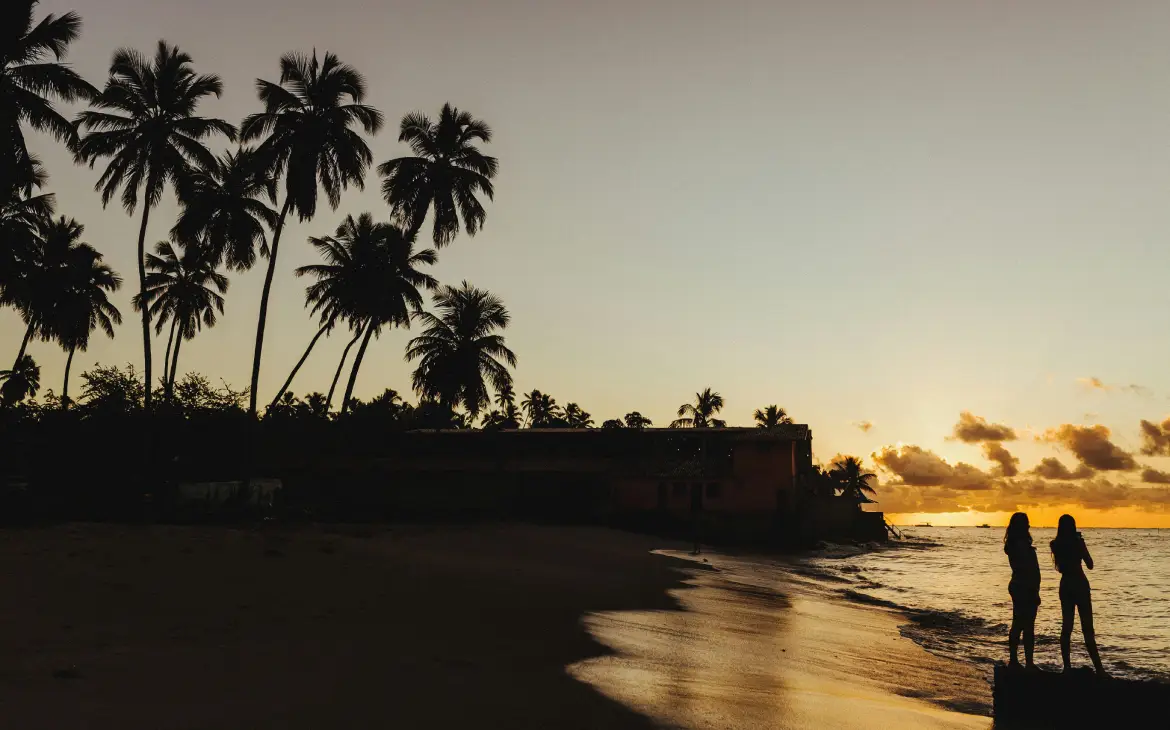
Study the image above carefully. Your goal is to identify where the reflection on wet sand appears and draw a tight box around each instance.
[570,552,991,730]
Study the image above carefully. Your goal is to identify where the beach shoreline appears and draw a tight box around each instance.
[0,523,989,729]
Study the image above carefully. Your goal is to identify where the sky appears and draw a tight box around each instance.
[9,0,1170,526]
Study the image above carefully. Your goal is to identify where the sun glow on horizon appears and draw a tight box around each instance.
[888,507,1170,529]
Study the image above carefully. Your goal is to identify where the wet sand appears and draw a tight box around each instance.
[0,524,989,729]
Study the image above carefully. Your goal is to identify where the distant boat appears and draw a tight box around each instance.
[977,524,991,528]
[915,522,932,527]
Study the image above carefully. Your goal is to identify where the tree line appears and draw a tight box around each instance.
[1,2,876,504]
[2,0,505,417]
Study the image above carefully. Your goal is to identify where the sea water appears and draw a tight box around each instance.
[804,527,1170,680]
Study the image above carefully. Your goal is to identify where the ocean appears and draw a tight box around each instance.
[803,527,1170,681]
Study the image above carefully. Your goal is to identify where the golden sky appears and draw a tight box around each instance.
[8,2,1170,528]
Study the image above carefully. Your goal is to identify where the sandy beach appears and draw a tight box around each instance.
[0,524,990,729]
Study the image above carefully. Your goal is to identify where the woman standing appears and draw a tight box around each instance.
[1050,514,1106,674]
[1004,512,1040,669]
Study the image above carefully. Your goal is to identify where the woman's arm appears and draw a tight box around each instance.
[1081,538,1094,570]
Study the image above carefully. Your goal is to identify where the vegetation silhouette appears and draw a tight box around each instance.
[406,282,516,419]
[239,50,383,416]
[379,103,498,244]
[137,241,227,398]
[1,1,97,199]
[829,456,877,505]
[75,40,234,410]
[38,216,122,404]
[754,404,792,431]
[671,388,726,428]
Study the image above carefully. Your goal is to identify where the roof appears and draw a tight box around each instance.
[405,425,812,440]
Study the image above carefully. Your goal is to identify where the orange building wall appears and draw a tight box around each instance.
[611,440,800,516]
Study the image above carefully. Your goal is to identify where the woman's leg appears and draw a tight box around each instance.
[1008,592,1024,665]
[1023,598,1038,667]
[1060,592,1075,670]
[1079,592,1105,673]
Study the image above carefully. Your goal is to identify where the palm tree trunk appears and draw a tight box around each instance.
[325,325,364,413]
[340,321,376,415]
[249,198,294,417]
[162,318,178,396]
[169,332,183,390]
[270,320,331,410]
[12,321,34,370]
[62,346,75,409]
[135,203,153,410]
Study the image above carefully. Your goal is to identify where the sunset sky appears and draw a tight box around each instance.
[8,0,1170,526]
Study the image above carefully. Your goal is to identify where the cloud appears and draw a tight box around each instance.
[872,445,995,490]
[1040,424,1137,471]
[983,442,1019,477]
[1078,377,1110,391]
[951,412,1017,443]
[1077,377,1153,397]
[1142,468,1170,484]
[853,420,874,433]
[1030,457,1094,481]
[1139,418,1170,457]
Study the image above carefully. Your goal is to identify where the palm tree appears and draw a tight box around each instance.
[521,389,560,428]
[378,103,498,245]
[563,403,594,429]
[239,50,383,416]
[271,213,400,409]
[0,354,39,404]
[75,41,234,410]
[671,388,726,428]
[1,1,97,198]
[43,218,121,405]
[624,411,653,430]
[495,381,516,411]
[325,215,437,414]
[325,323,365,413]
[172,147,276,270]
[829,456,877,504]
[136,240,228,396]
[406,282,516,419]
[753,404,792,431]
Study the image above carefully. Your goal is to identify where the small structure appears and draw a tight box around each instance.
[282,426,884,545]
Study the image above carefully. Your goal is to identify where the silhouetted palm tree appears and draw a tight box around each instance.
[172,147,276,270]
[563,403,593,429]
[495,381,515,410]
[75,41,234,409]
[671,388,726,428]
[521,389,560,428]
[0,354,39,404]
[830,456,877,504]
[624,411,653,430]
[406,282,516,418]
[601,419,624,429]
[1,1,96,197]
[272,213,403,409]
[43,217,121,404]
[325,323,364,413]
[378,103,498,244]
[330,215,437,413]
[136,241,228,396]
[753,404,792,431]
[240,50,382,416]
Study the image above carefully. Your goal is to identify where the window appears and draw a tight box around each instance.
[705,482,722,499]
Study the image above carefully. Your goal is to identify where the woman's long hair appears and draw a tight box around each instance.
[1050,513,1078,572]
[1003,512,1032,554]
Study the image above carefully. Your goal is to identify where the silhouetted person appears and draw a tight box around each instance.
[1050,514,1106,675]
[1004,511,1040,669]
